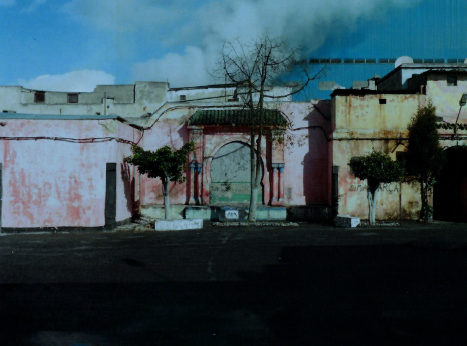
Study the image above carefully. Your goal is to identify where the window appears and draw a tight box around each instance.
[34,91,45,103]
[180,95,186,101]
[379,98,386,104]
[447,75,457,86]
[67,93,78,103]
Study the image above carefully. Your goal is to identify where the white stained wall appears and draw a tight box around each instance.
[0,82,292,121]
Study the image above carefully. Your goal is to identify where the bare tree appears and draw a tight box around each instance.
[218,35,322,221]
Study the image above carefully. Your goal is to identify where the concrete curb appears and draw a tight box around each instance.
[154,219,203,231]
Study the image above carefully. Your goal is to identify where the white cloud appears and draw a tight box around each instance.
[19,70,115,92]
[132,46,214,87]
[189,0,422,55]
[130,0,420,87]
[0,0,15,6]
[61,0,420,87]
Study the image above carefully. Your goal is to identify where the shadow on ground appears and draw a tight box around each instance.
[1,242,467,345]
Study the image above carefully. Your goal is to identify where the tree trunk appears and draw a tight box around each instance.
[248,132,257,222]
[368,185,377,226]
[420,177,428,221]
[249,126,263,222]
[248,83,257,222]
[163,178,170,220]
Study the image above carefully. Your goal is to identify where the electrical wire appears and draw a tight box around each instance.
[0,136,137,145]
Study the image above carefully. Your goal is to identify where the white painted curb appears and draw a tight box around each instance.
[154,219,203,231]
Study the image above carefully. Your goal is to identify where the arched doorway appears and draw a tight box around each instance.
[210,142,263,204]
[434,146,467,222]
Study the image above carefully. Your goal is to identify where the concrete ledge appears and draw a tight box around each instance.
[265,207,287,221]
[335,215,360,227]
[141,205,185,220]
[287,205,330,221]
[216,206,287,222]
[1,217,133,233]
[218,207,249,222]
[142,204,331,222]
[185,206,212,220]
[154,219,203,231]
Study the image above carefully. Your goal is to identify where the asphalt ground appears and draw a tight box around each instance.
[1,221,467,345]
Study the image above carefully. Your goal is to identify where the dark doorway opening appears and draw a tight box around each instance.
[433,146,467,222]
[105,163,117,230]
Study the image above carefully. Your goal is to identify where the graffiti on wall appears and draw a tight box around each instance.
[348,182,400,194]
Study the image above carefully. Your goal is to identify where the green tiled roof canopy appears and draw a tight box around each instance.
[187,109,288,127]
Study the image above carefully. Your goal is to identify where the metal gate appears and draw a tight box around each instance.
[210,142,262,204]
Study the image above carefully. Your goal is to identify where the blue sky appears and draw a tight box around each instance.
[0,0,466,96]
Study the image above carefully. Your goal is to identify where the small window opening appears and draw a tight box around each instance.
[379,98,386,104]
[67,93,79,103]
[34,91,45,103]
[447,75,457,86]
[180,95,186,101]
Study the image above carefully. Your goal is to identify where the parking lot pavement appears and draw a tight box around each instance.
[1,221,467,345]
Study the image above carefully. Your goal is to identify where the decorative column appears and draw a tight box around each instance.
[277,163,285,205]
[270,163,284,206]
[189,161,196,205]
[270,129,285,206]
[188,126,203,205]
[195,162,203,205]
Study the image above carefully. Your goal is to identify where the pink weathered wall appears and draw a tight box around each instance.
[0,119,139,228]
[138,102,332,208]
[139,109,192,206]
[280,101,332,206]
[116,122,142,222]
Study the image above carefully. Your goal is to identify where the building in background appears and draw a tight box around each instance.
[332,57,467,222]
[0,82,332,231]
[2,56,467,231]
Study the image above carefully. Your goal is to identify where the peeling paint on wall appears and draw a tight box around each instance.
[0,119,139,228]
